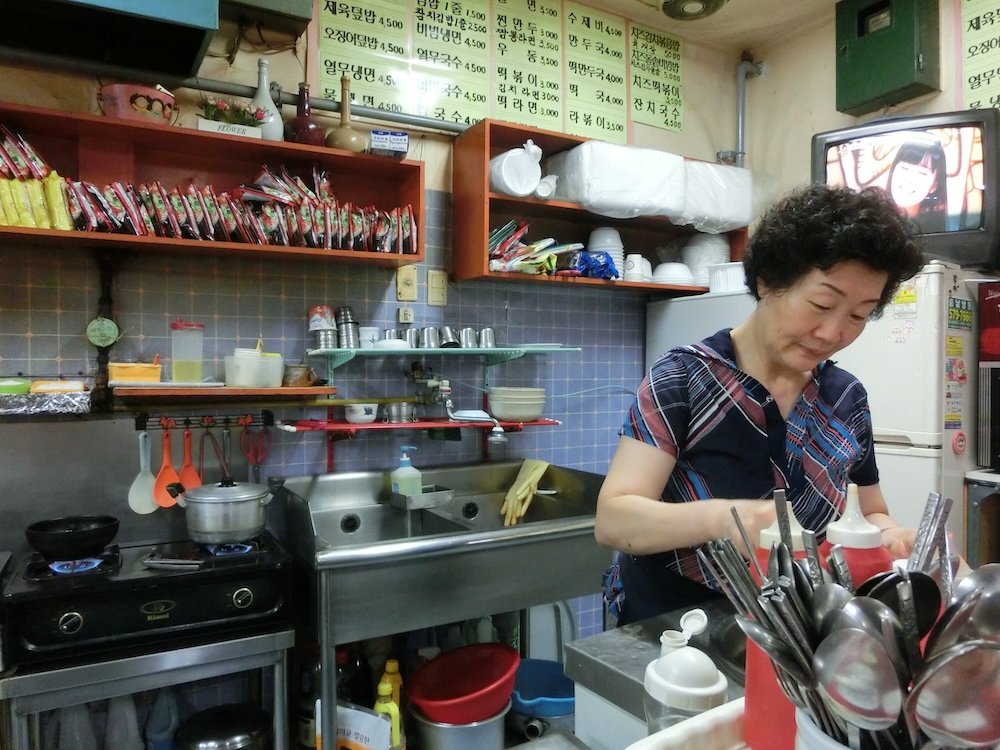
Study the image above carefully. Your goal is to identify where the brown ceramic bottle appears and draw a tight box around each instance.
[325,74,368,153]
[283,82,326,146]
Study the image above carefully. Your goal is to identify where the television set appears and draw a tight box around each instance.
[811,108,1000,269]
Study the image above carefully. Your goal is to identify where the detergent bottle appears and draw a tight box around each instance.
[374,680,406,750]
[390,445,422,497]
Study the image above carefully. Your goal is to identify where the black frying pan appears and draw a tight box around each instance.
[25,515,119,560]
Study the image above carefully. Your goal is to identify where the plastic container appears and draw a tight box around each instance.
[169,318,204,383]
[408,643,520,724]
[108,363,161,383]
[411,700,510,750]
[707,262,745,294]
[391,445,422,496]
[643,609,728,734]
[795,707,849,749]
[99,83,175,124]
[817,482,894,590]
[381,657,405,708]
[511,658,575,718]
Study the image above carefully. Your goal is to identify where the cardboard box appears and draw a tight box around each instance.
[370,130,409,159]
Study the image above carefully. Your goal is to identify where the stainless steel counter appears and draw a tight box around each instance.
[511,730,590,749]
[563,598,744,721]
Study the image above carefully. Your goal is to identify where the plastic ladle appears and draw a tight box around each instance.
[152,424,180,508]
[127,431,158,515]
[177,426,201,500]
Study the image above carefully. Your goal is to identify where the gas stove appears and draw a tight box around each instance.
[0,532,291,671]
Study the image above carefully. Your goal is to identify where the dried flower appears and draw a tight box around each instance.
[200,96,266,127]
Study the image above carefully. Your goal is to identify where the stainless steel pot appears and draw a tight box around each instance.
[167,479,272,544]
[175,702,270,750]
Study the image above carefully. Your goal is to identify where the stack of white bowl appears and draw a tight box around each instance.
[488,387,546,421]
[682,234,731,287]
[587,227,625,279]
[652,262,695,286]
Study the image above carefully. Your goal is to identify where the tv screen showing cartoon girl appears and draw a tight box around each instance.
[824,125,985,235]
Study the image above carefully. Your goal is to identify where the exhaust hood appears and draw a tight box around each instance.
[0,0,218,79]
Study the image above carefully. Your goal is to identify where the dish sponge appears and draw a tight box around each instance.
[500,459,549,526]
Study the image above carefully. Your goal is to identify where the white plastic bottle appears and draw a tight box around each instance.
[391,445,422,497]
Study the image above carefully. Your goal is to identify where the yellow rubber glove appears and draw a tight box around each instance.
[501,459,549,526]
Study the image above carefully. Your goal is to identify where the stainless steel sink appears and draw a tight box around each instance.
[276,459,611,750]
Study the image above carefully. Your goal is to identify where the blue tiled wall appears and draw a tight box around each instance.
[0,189,658,638]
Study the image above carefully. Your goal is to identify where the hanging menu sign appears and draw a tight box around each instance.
[492,0,564,131]
[563,2,628,142]
[962,0,1000,109]
[630,23,683,131]
[317,0,685,138]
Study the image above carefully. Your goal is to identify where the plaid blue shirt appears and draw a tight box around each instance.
[615,328,877,590]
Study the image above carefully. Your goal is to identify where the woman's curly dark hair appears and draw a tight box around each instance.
[742,184,925,317]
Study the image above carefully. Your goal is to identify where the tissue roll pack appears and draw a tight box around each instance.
[545,141,686,219]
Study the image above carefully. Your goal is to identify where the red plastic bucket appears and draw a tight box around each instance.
[408,643,520,724]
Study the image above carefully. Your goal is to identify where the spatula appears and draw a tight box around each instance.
[153,423,181,508]
[127,431,158,515]
[177,426,201,499]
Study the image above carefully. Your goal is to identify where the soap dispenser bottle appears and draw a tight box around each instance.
[818,482,894,589]
[643,608,728,734]
[391,445,422,497]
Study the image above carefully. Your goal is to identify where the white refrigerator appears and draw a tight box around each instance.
[833,261,980,554]
[647,264,981,555]
[646,291,756,371]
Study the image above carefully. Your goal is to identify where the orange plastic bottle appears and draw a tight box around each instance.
[744,499,806,750]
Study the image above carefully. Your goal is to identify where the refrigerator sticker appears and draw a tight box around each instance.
[945,335,965,359]
[888,282,917,318]
[945,354,967,429]
[948,297,974,331]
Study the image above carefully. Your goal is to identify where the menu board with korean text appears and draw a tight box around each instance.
[317,0,685,140]
[963,0,1000,109]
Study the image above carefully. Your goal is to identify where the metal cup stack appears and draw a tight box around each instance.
[336,307,359,349]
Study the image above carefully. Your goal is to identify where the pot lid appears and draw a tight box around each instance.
[182,478,269,503]
[175,702,269,750]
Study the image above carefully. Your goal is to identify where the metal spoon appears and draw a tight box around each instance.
[841,596,910,686]
[811,581,852,636]
[908,640,1000,748]
[923,587,984,659]
[734,614,814,687]
[813,627,904,747]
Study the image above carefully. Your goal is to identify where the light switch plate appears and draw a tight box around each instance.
[428,270,448,306]
[396,265,418,302]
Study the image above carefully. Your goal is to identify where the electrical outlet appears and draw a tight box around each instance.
[428,270,448,306]
[397,307,414,323]
[396,265,418,302]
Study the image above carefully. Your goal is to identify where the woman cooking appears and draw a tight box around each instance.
[596,184,925,626]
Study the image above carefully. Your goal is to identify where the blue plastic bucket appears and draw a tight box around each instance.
[510,659,575,718]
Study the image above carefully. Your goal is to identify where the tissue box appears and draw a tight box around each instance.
[545,141,686,219]
[369,130,409,158]
[108,363,161,382]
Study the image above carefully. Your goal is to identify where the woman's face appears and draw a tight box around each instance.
[890,159,938,209]
[757,260,888,374]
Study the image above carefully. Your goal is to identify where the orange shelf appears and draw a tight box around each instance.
[114,386,337,401]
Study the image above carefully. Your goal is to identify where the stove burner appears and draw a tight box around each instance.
[206,542,254,556]
[49,558,102,575]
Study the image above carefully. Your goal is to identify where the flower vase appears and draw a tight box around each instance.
[325,74,368,153]
[251,58,283,141]
[283,82,326,146]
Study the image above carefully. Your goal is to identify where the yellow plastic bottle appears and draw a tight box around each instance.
[374,680,406,750]
[381,657,404,707]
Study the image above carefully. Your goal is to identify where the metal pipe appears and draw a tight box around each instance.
[717,51,763,167]
[0,46,468,135]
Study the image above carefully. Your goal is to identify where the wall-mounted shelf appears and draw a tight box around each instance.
[278,417,560,438]
[452,118,747,291]
[0,101,425,267]
[113,386,337,403]
[306,345,581,371]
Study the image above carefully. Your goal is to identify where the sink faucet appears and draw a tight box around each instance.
[425,377,507,447]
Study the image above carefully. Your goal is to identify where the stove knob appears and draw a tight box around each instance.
[232,587,254,609]
[58,611,84,635]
